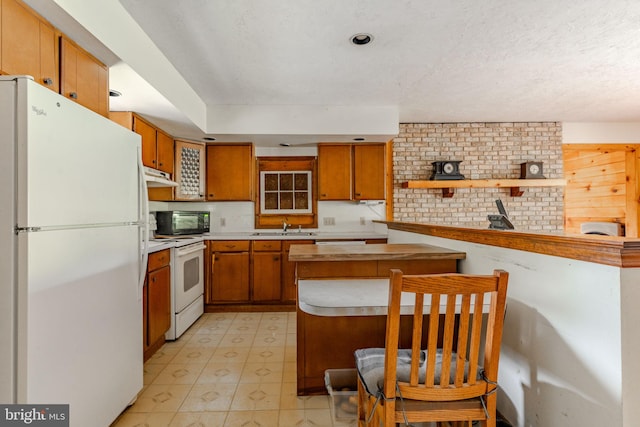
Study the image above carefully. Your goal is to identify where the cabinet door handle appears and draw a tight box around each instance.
[43,77,53,86]
[69,92,78,99]
[274,256,280,261]
[158,162,163,167]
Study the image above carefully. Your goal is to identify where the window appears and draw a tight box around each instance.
[260,171,312,214]
[255,157,317,229]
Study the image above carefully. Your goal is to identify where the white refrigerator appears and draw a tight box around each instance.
[0,76,144,426]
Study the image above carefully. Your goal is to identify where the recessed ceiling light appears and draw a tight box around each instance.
[351,33,373,45]
[109,89,122,97]
[353,137,365,141]
[203,137,216,141]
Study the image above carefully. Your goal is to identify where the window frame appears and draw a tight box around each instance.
[254,156,318,229]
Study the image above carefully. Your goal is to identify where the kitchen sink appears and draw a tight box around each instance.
[252,231,317,236]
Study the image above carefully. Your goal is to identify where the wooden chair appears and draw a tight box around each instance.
[355,269,509,427]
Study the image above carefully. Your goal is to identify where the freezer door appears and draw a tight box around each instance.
[16,78,141,227]
[17,225,143,426]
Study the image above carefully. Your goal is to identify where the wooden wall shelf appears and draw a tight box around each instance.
[401,178,566,197]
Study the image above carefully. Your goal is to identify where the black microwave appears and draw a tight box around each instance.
[155,211,210,235]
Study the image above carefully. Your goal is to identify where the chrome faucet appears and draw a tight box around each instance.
[282,221,289,233]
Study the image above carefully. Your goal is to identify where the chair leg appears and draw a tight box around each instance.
[357,377,367,427]
[479,392,497,427]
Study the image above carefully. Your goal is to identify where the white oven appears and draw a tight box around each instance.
[166,238,206,340]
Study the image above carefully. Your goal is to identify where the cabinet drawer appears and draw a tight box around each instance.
[148,249,170,271]
[210,240,250,252]
[253,240,282,251]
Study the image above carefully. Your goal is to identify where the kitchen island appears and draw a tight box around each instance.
[289,242,466,395]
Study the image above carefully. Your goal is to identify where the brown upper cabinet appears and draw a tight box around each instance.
[1,0,59,92]
[60,35,108,116]
[109,111,175,201]
[318,143,386,201]
[206,143,255,201]
[0,0,108,115]
[109,111,175,175]
[318,144,352,200]
[175,139,206,201]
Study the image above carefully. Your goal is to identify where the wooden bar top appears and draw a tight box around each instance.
[377,221,640,268]
[288,243,466,262]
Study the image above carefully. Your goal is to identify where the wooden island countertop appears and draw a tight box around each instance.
[290,243,465,280]
[288,242,466,262]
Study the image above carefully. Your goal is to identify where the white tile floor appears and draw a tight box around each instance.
[111,311,357,427]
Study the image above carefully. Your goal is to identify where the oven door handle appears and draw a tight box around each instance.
[176,243,206,256]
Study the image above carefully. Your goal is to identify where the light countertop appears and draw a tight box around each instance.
[203,231,388,241]
[298,278,489,317]
[145,231,388,253]
[146,240,174,253]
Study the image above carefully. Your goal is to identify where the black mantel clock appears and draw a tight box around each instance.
[430,160,465,180]
[520,161,545,179]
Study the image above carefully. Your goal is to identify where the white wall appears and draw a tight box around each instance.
[563,122,640,143]
[387,229,640,427]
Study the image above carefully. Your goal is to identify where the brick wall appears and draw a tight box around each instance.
[393,122,564,231]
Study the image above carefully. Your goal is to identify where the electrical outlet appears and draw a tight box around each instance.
[323,217,335,226]
[360,217,366,226]
[220,218,226,227]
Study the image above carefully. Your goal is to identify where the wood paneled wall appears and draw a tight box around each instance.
[563,144,640,237]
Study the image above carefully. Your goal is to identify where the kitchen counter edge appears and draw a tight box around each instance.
[202,232,388,241]
[376,220,640,268]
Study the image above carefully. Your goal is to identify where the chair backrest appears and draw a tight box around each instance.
[382,269,509,403]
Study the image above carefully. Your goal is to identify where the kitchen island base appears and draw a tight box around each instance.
[296,278,472,395]
[290,243,466,396]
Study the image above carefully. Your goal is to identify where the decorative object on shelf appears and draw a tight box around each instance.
[488,199,515,230]
[520,161,545,179]
[430,161,465,180]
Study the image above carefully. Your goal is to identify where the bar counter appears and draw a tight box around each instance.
[377,221,640,267]
[377,221,640,426]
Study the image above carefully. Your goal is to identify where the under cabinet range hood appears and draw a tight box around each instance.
[144,166,178,187]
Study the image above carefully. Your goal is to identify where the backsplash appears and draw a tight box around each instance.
[393,122,564,231]
[149,200,386,233]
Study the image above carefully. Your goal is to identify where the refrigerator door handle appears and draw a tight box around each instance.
[138,146,149,300]
[15,226,41,233]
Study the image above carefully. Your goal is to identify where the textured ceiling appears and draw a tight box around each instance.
[29,0,640,145]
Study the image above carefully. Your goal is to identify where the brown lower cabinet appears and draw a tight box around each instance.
[144,249,171,361]
[205,238,386,307]
[252,241,282,302]
[207,241,250,303]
